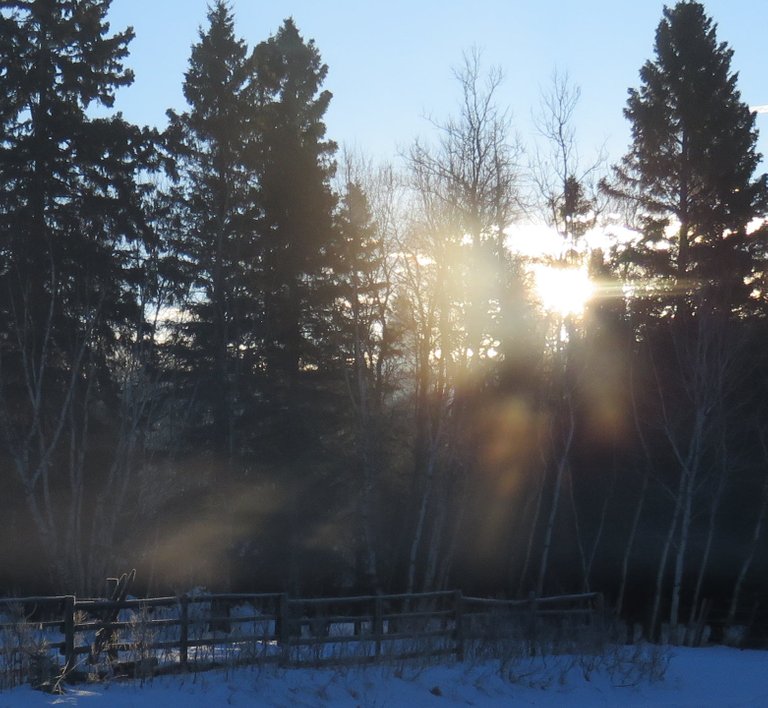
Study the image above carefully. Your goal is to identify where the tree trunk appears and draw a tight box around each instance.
[727,464,768,626]
[687,459,727,629]
[669,469,694,631]
[650,472,685,640]
[515,465,546,598]
[536,405,574,596]
[406,453,436,595]
[617,468,649,617]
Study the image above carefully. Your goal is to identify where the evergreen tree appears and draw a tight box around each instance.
[605,1,768,635]
[246,19,339,592]
[0,0,158,590]
[253,18,337,438]
[166,0,261,463]
[607,1,767,312]
[332,180,391,589]
[333,182,383,385]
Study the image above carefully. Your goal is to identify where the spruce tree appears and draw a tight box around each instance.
[608,1,767,312]
[0,0,158,590]
[166,1,261,463]
[244,19,340,592]
[253,18,338,450]
[332,181,389,588]
[607,1,768,634]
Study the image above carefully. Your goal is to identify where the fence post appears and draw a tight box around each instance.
[594,592,606,642]
[453,590,465,662]
[63,595,75,676]
[179,595,189,669]
[528,592,538,655]
[278,594,290,667]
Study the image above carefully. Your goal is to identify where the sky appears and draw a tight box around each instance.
[102,0,768,171]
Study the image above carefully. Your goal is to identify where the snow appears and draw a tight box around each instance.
[3,646,768,707]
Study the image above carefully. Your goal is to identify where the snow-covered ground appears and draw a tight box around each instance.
[2,645,768,707]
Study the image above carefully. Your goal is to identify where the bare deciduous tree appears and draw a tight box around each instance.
[401,50,524,592]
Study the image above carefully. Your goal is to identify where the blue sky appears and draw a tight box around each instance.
[103,0,768,169]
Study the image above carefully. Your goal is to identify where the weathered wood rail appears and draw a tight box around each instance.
[0,590,604,683]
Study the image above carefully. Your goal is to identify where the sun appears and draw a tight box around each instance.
[532,264,594,317]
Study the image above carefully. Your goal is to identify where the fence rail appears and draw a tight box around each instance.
[0,589,603,685]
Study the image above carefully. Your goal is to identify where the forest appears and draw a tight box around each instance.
[1,0,767,642]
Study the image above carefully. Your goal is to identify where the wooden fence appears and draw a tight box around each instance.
[0,590,604,684]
